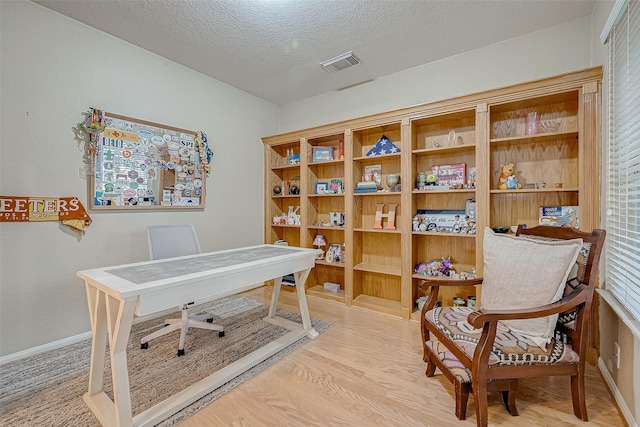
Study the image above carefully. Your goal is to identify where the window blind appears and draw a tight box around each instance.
[606,0,640,321]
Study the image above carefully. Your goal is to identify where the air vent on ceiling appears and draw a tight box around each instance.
[321,51,360,73]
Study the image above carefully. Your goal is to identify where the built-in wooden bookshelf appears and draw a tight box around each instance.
[262,67,602,320]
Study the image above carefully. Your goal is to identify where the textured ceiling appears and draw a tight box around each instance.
[34,0,596,106]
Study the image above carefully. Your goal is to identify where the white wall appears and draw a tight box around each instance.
[0,1,279,356]
[278,16,593,132]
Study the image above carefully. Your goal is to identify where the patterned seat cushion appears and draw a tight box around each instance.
[425,306,580,368]
[426,339,473,383]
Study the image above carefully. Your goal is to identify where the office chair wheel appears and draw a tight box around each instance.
[140,342,148,349]
[218,331,225,337]
[206,318,214,323]
[177,349,185,357]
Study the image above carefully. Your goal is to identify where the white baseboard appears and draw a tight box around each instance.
[0,306,180,366]
[598,357,639,427]
[0,331,92,366]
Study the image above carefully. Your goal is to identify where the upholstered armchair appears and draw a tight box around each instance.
[420,226,606,427]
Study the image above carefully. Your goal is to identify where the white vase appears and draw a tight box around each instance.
[385,173,400,188]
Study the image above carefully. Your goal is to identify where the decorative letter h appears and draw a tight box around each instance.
[373,204,397,229]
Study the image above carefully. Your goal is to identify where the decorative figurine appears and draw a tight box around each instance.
[417,172,428,190]
[414,258,453,276]
[467,167,476,188]
[498,163,522,190]
[287,206,300,225]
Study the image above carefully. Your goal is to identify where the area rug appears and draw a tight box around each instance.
[0,295,331,426]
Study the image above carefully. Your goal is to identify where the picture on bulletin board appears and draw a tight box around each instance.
[83,109,212,210]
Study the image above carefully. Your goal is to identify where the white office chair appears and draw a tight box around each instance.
[140,224,224,356]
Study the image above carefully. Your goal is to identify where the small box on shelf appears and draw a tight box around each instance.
[539,206,579,228]
[323,282,341,294]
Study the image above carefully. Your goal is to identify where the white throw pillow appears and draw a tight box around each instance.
[481,228,583,349]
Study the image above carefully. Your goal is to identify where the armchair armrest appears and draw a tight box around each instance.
[419,277,484,287]
[467,284,588,328]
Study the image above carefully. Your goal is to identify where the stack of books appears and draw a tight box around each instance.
[282,273,296,287]
[354,182,378,193]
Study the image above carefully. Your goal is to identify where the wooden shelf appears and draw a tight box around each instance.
[353,191,401,197]
[309,159,344,166]
[271,194,301,199]
[307,225,345,231]
[271,164,301,172]
[412,232,476,238]
[490,130,578,145]
[353,228,401,234]
[489,187,579,194]
[315,259,345,268]
[412,189,476,194]
[353,152,401,162]
[353,263,401,276]
[308,193,344,198]
[412,143,476,155]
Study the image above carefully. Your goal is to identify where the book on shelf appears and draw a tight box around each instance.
[354,187,378,193]
[282,273,296,287]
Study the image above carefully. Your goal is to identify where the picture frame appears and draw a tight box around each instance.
[328,178,343,194]
[431,163,466,187]
[327,243,343,263]
[364,164,382,188]
[313,146,333,162]
[315,182,328,194]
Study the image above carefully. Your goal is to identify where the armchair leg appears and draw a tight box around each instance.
[571,374,588,421]
[422,328,430,363]
[455,381,470,420]
[425,352,437,377]
[502,390,518,416]
[473,381,489,427]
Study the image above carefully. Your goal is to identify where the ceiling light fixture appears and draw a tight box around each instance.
[321,51,360,73]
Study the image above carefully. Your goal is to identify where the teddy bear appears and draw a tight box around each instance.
[498,163,522,190]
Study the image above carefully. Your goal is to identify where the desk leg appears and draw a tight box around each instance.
[84,284,137,427]
[265,269,318,339]
[293,269,319,339]
[267,275,282,318]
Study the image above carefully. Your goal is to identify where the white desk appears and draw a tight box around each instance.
[77,244,320,427]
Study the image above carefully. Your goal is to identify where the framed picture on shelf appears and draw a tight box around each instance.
[315,182,328,194]
[326,243,343,263]
[328,178,343,194]
[313,146,333,162]
[364,164,382,188]
[431,163,466,187]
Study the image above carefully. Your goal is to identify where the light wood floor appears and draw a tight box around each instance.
[179,287,625,427]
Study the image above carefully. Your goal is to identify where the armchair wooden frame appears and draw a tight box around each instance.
[420,226,606,427]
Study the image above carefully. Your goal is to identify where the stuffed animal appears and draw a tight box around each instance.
[498,163,522,190]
